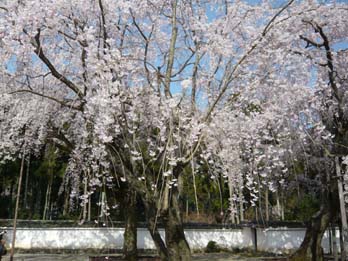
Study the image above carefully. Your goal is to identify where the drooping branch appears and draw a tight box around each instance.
[9,89,82,111]
[204,0,296,122]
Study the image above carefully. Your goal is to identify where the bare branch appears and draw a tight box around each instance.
[300,35,324,48]
[171,51,195,78]
[10,89,82,111]
[28,29,84,99]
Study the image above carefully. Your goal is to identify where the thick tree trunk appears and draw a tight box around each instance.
[163,187,191,261]
[290,205,331,261]
[122,190,138,261]
[144,200,169,261]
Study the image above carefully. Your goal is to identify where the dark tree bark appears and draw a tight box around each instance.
[142,189,191,261]
[291,205,331,261]
[144,200,169,261]
[109,151,192,261]
[162,186,191,261]
[122,190,138,261]
[291,172,338,261]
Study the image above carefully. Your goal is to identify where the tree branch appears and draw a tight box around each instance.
[29,29,84,99]
[164,0,178,98]
[299,35,324,48]
[10,89,82,111]
[204,0,296,122]
[98,0,109,50]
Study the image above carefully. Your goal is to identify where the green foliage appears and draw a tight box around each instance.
[33,145,57,178]
[181,163,229,222]
[205,241,220,253]
[295,194,320,221]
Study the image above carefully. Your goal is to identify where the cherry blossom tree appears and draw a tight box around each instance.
[206,2,348,260]
[0,0,347,260]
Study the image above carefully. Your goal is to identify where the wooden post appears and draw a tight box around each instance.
[10,149,26,261]
[336,157,348,260]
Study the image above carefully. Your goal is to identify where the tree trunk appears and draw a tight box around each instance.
[122,190,138,261]
[281,190,285,221]
[42,176,52,220]
[143,200,169,261]
[9,180,14,219]
[239,187,244,222]
[62,187,69,216]
[336,157,348,259]
[163,187,191,261]
[228,179,236,224]
[265,188,269,222]
[290,205,330,261]
[10,151,26,261]
[23,154,30,209]
[88,193,91,222]
[339,222,345,261]
[276,190,281,220]
[332,226,338,261]
[82,177,88,222]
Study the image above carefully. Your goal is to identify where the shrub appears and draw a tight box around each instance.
[205,241,220,253]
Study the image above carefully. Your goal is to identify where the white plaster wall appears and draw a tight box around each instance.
[0,226,340,253]
[256,227,340,254]
[1,228,162,250]
[184,228,254,250]
[257,228,305,253]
